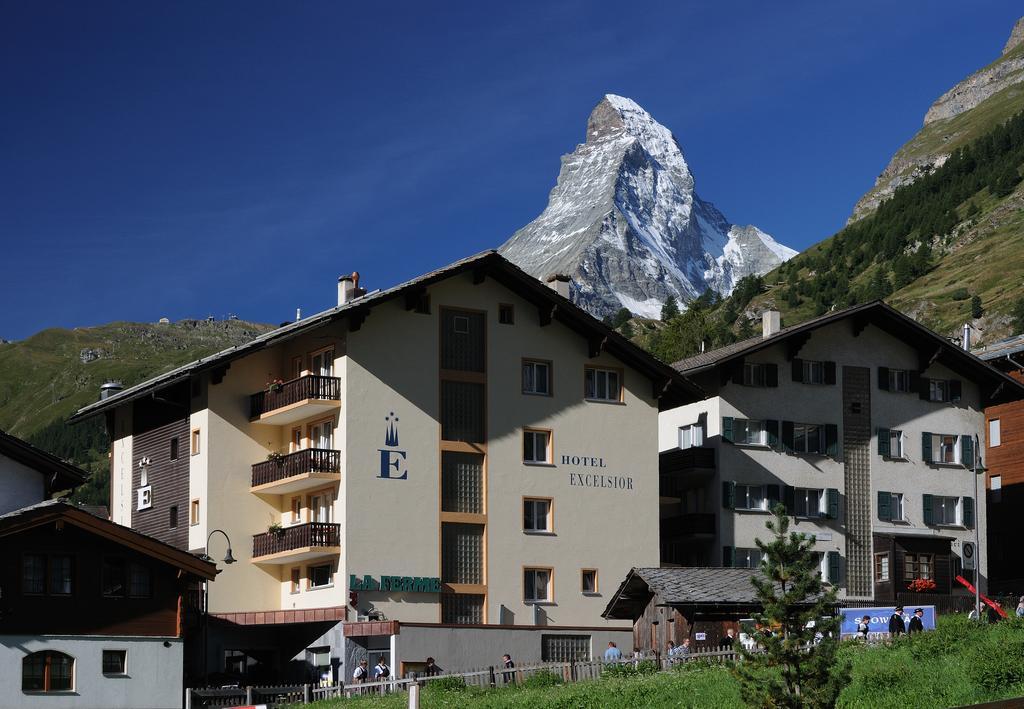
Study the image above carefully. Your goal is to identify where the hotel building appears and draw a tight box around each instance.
[71,251,700,682]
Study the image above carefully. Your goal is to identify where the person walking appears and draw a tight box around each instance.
[666,641,678,664]
[908,608,925,634]
[679,639,691,657]
[720,628,736,651]
[501,653,516,685]
[603,641,622,662]
[889,606,906,637]
[423,657,441,676]
[857,614,871,641]
[1016,596,1024,618]
[352,659,369,683]
[373,656,391,681]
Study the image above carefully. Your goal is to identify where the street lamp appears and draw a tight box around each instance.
[203,529,236,565]
[200,529,235,684]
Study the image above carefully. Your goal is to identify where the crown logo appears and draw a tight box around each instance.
[384,412,399,447]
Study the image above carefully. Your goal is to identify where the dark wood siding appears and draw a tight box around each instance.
[132,385,190,549]
[0,523,185,636]
[985,370,1024,590]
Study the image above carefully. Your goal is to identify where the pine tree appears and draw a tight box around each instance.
[732,506,850,708]
[661,295,680,321]
[620,321,634,339]
[970,294,983,319]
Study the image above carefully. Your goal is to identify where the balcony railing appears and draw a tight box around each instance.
[660,512,716,538]
[659,447,716,474]
[251,448,341,488]
[252,522,340,560]
[250,375,341,420]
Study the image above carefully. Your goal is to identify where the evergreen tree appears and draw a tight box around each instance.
[732,506,850,708]
[611,307,633,329]
[970,294,983,319]
[620,321,635,339]
[661,295,680,321]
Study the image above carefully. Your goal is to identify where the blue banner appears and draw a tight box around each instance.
[840,606,936,638]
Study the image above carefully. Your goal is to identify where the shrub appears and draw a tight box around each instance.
[521,670,562,689]
[602,660,659,678]
[424,675,467,692]
[951,287,970,301]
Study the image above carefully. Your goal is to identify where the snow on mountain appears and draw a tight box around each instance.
[500,95,797,318]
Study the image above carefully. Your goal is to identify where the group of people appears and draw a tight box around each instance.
[855,606,925,640]
[351,656,392,684]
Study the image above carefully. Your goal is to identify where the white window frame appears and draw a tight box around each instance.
[102,649,128,676]
[452,315,470,334]
[933,495,961,526]
[929,379,949,402]
[889,430,906,459]
[735,548,762,569]
[678,424,704,450]
[308,563,334,589]
[735,484,767,511]
[890,492,905,522]
[523,429,552,464]
[875,553,890,582]
[811,552,826,580]
[793,488,825,518]
[584,367,621,402]
[523,498,552,533]
[743,363,766,387]
[524,567,552,603]
[990,419,1001,447]
[581,568,598,594]
[932,434,961,465]
[803,360,825,385]
[734,419,766,446]
[889,369,911,392]
[793,423,824,454]
[991,475,1002,491]
[522,360,551,396]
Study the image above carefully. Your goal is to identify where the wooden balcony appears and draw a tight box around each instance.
[252,522,340,564]
[249,375,341,425]
[251,448,341,494]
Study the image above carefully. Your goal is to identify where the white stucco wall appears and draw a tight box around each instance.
[0,453,46,514]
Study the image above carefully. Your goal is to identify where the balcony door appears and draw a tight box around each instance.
[309,491,334,523]
[309,420,333,450]
[310,348,334,377]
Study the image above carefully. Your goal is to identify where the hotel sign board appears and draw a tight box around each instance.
[350,575,441,593]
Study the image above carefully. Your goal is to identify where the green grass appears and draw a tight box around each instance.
[299,616,1024,708]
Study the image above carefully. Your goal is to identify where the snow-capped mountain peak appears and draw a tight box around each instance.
[500,95,796,318]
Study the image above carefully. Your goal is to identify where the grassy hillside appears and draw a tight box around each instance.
[0,319,275,504]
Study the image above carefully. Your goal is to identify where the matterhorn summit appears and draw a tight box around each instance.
[500,95,796,318]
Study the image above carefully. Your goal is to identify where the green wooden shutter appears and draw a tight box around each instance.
[825,424,839,458]
[922,432,933,463]
[766,420,780,449]
[878,366,890,391]
[961,435,974,467]
[722,546,735,568]
[722,417,734,443]
[908,371,920,393]
[919,376,931,400]
[826,488,840,519]
[722,481,736,510]
[791,358,804,383]
[878,428,891,457]
[766,363,779,388]
[963,497,975,529]
[782,420,795,451]
[827,551,841,584]
[950,380,962,403]
[824,361,837,385]
[922,494,934,525]
[783,486,795,515]
[877,490,891,521]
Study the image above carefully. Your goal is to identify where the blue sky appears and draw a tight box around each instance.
[1,0,1020,339]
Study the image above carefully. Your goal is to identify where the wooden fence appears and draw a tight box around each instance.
[185,648,743,707]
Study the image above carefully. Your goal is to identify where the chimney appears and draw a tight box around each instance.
[762,311,781,339]
[100,380,124,401]
[295,307,302,321]
[338,272,359,305]
[545,273,571,299]
[962,323,972,351]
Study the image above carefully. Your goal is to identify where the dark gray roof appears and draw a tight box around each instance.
[70,251,704,423]
[974,333,1024,362]
[0,429,88,491]
[603,566,779,619]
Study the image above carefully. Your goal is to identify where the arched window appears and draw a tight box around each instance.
[22,651,74,692]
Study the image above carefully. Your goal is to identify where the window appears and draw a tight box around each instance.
[811,552,826,579]
[584,367,621,402]
[128,563,151,598]
[290,427,302,452]
[169,505,178,529]
[442,524,484,584]
[735,485,766,511]
[734,419,766,446]
[875,553,890,582]
[290,568,301,594]
[931,434,960,464]
[523,498,552,532]
[743,363,767,387]
[929,379,949,402]
[442,452,484,514]
[523,429,551,464]
[102,558,126,597]
[190,499,200,526]
[499,303,515,325]
[542,635,591,662]
[441,593,483,624]
[678,424,704,449]
[932,496,960,526]
[441,309,485,372]
[522,360,551,395]
[453,315,470,334]
[802,360,825,384]
[581,569,598,594]
[889,369,912,392]
[904,553,934,581]
[22,651,73,692]
[308,491,334,523]
[793,424,824,454]
[991,475,1002,491]
[734,548,762,569]
[48,556,73,595]
[22,554,45,595]
[309,419,333,450]
[524,567,552,602]
[170,437,179,461]
[308,564,333,589]
[310,347,334,377]
[888,430,905,459]
[441,380,485,442]
[890,493,905,521]
[291,355,303,379]
[990,419,1001,447]
[102,650,127,675]
[191,429,201,455]
[290,497,302,524]
[793,488,824,518]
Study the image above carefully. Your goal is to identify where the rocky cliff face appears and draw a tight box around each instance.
[850,17,1024,222]
[499,95,796,318]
